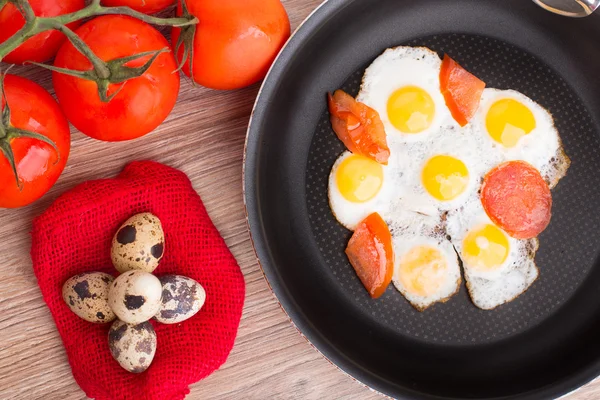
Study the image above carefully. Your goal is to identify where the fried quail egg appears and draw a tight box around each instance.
[392,124,502,216]
[328,151,397,230]
[472,89,570,188]
[388,210,461,310]
[446,196,539,310]
[357,46,455,142]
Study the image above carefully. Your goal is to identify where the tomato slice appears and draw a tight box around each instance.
[481,161,552,239]
[328,90,390,165]
[440,54,486,127]
[345,212,394,298]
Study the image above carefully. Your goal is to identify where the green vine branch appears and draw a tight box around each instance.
[0,0,197,61]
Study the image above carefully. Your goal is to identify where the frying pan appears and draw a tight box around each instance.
[244,0,600,398]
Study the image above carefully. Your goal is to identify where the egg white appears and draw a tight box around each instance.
[356,46,456,144]
[328,151,398,230]
[446,195,539,310]
[388,210,461,310]
[471,88,570,188]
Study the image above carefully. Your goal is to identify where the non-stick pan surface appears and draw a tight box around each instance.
[244,0,600,398]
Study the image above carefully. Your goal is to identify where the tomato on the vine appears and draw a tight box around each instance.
[0,0,85,64]
[52,15,180,141]
[172,0,290,90]
[0,75,70,208]
[101,0,175,14]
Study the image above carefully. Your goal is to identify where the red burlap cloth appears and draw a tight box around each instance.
[30,161,245,400]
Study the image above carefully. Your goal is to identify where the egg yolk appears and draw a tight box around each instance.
[399,245,448,297]
[486,98,536,147]
[462,224,510,270]
[422,155,469,201]
[336,154,384,203]
[387,86,435,133]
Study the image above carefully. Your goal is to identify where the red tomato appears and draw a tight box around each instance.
[440,54,486,127]
[172,0,290,90]
[481,161,552,239]
[0,0,85,64]
[52,15,180,141]
[345,212,394,298]
[328,90,390,164]
[0,75,70,208]
[101,0,175,15]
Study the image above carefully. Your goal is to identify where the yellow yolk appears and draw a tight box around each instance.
[422,155,469,201]
[387,86,435,133]
[486,98,536,147]
[399,246,448,297]
[336,154,384,203]
[462,224,510,270]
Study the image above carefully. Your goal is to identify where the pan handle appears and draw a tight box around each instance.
[532,0,599,16]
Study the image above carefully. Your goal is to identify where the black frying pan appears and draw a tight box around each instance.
[244,0,600,398]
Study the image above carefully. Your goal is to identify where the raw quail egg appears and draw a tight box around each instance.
[108,271,162,324]
[155,275,206,324]
[108,320,157,373]
[111,213,165,273]
[62,272,116,323]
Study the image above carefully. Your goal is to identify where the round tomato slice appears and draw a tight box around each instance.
[345,212,394,298]
[481,161,552,239]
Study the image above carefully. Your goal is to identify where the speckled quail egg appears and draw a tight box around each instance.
[62,272,116,323]
[108,271,162,324]
[111,213,165,273]
[108,320,157,373]
[155,275,206,324]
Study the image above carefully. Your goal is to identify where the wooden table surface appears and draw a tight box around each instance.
[0,1,599,399]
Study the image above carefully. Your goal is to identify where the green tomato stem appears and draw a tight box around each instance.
[13,0,36,21]
[93,6,195,27]
[50,23,111,79]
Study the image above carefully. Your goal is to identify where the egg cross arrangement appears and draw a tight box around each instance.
[62,213,207,373]
[327,46,570,311]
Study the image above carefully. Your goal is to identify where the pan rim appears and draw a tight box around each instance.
[242,0,600,398]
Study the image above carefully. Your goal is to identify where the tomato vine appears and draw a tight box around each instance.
[0,0,197,101]
[0,0,197,191]
[0,0,196,61]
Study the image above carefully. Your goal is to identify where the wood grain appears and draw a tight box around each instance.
[0,1,598,399]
